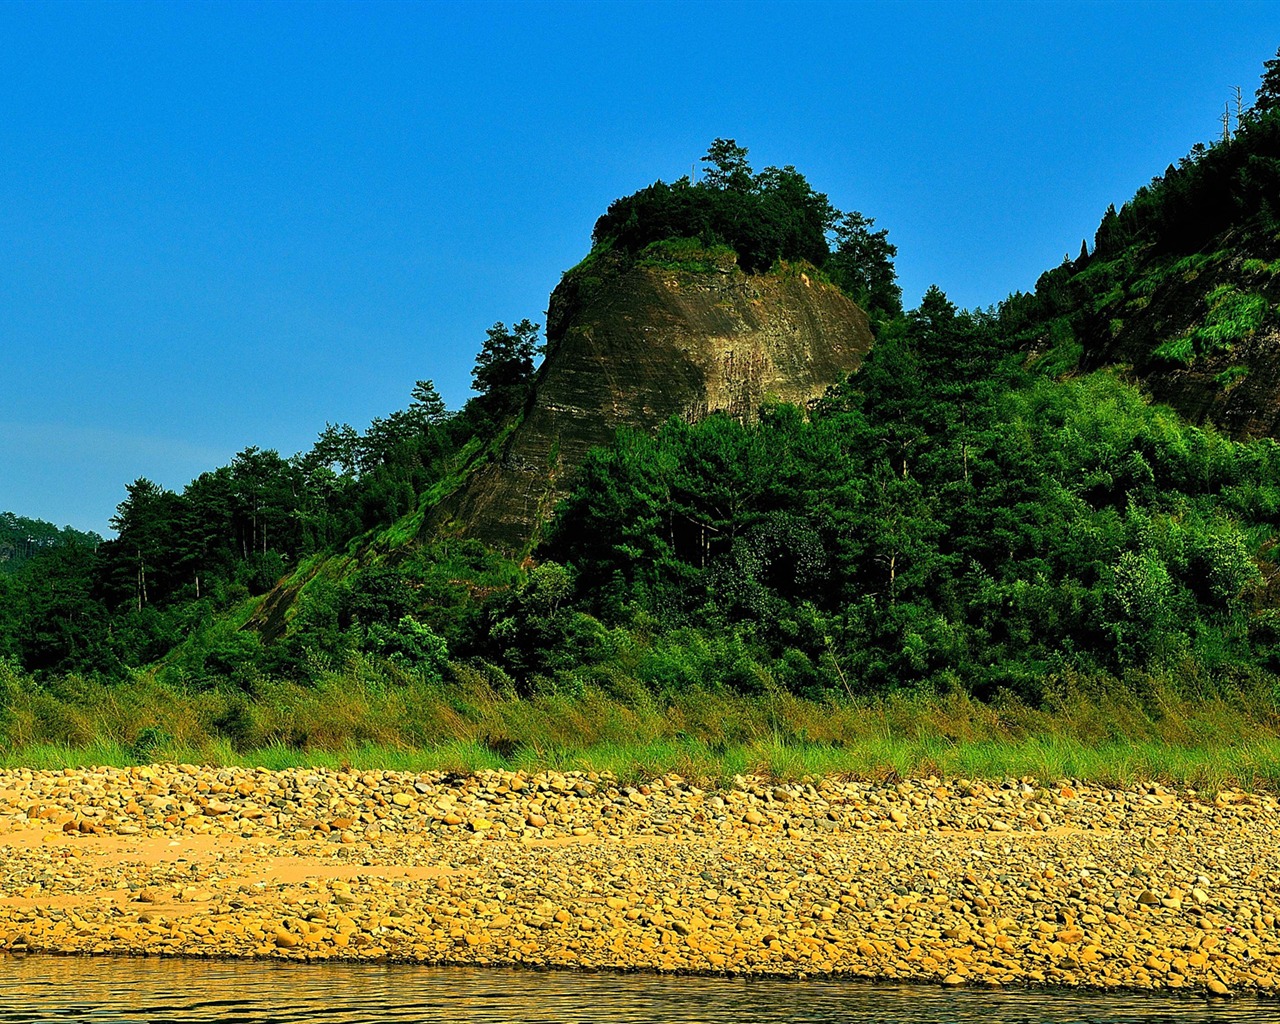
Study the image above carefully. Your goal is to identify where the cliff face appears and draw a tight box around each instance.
[428,251,874,550]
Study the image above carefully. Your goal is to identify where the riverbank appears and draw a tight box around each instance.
[1,764,1277,997]
[8,662,1280,795]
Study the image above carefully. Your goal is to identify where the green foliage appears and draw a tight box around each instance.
[0,514,101,575]
[591,143,836,273]
[590,139,899,319]
[1004,56,1280,372]
[538,306,1277,701]
[1153,285,1270,365]
[8,656,1280,793]
[823,210,903,322]
[635,238,737,274]
[1027,320,1083,378]
[469,319,541,425]
[1216,365,1251,388]
[364,616,449,679]
[1129,271,1166,297]
[8,116,1280,732]
[1152,335,1196,365]
[1195,285,1270,348]
[1170,252,1216,279]
[1255,45,1280,117]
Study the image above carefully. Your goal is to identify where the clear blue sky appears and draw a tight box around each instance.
[3,1,1279,535]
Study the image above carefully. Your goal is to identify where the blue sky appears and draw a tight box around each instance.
[3,1,1279,534]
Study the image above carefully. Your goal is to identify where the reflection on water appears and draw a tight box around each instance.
[0,956,1260,1023]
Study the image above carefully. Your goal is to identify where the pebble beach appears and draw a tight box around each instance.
[1,764,1277,998]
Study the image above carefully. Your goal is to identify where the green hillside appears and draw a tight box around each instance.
[7,50,1280,765]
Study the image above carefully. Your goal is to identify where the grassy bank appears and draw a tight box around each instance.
[4,657,1280,791]
[9,733,1280,796]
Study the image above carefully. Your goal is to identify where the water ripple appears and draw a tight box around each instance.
[0,957,1260,1023]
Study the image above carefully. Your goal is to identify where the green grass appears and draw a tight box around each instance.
[1196,285,1269,350]
[6,734,1280,792]
[1028,322,1082,378]
[636,238,738,274]
[1169,251,1218,279]
[1152,335,1195,365]
[5,661,1280,790]
[1215,365,1250,388]
[1130,272,1165,297]
[1242,257,1280,276]
[1152,286,1271,365]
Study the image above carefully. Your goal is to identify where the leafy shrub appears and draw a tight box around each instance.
[1152,335,1195,365]
[363,616,449,680]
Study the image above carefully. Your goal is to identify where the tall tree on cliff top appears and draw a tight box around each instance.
[699,138,754,191]
[824,211,902,323]
[471,319,540,424]
[1255,45,1280,116]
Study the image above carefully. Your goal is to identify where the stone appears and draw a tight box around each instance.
[273,929,300,949]
[0,763,1276,991]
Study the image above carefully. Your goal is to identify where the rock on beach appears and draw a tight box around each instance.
[0,764,1278,998]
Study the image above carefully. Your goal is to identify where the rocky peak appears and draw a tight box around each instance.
[427,248,874,551]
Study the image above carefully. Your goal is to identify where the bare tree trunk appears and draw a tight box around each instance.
[135,547,147,612]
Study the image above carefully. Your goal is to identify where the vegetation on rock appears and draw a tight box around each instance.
[591,139,902,323]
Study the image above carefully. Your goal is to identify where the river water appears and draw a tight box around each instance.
[0,957,1263,1022]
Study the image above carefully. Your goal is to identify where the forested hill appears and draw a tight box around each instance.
[0,514,100,574]
[0,142,892,680]
[6,50,1280,720]
[1000,52,1280,437]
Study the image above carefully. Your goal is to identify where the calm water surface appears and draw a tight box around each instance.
[0,957,1265,1023]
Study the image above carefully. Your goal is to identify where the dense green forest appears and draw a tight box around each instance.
[0,515,100,576]
[6,52,1280,757]
[0,315,541,675]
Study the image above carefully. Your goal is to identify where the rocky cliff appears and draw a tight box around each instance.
[427,249,874,551]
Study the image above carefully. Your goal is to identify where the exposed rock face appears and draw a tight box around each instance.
[429,251,873,551]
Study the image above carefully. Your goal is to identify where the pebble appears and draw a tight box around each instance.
[0,765,1276,997]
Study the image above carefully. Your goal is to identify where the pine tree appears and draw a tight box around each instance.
[1256,46,1280,115]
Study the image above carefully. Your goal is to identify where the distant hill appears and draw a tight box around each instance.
[0,513,100,574]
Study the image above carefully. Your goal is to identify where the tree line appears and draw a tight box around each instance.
[0,319,541,675]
